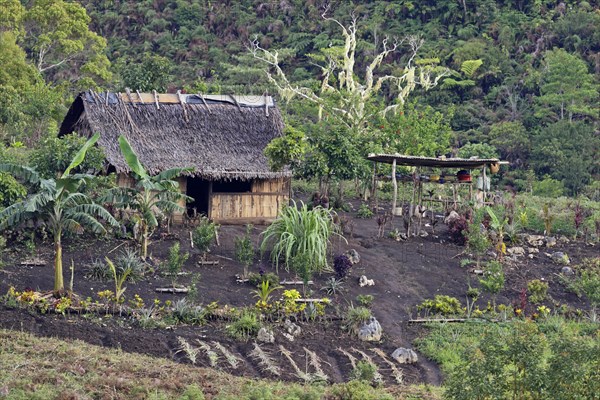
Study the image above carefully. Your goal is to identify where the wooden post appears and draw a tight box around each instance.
[391,158,398,214]
[482,165,487,203]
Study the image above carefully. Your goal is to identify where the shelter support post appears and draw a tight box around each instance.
[391,158,398,214]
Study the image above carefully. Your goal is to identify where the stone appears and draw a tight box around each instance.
[444,211,461,224]
[545,236,557,248]
[358,317,382,342]
[525,235,545,247]
[257,327,274,343]
[528,247,539,254]
[561,266,574,276]
[359,275,375,287]
[551,252,570,265]
[284,319,301,337]
[344,249,360,265]
[507,247,525,257]
[391,348,418,364]
[282,332,295,342]
[558,236,570,245]
[419,231,429,238]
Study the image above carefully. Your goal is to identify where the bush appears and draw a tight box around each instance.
[417,295,463,316]
[350,360,379,384]
[479,261,505,306]
[226,309,260,340]
[235,224,255,278]
[171,298,207,324]
[356,203,373,218]
[333,254,352,279]
[527,279,549,304]
[85,248,146,282]
[163,242,189,287]
[248,272,279,288]
[329,380,393,400]
[192,217,218,257]
[345,305,371,332]
[568,257,600,311]
[0,172,26,208]
[533,175,565,198]
[260,200,342,273]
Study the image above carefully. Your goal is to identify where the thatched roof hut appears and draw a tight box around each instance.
[60,91,289,181]
[60,91,291,224]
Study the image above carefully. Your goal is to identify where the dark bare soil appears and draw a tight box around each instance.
[1,200,597,386]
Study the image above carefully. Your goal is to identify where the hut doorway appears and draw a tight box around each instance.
[186,178,211,217]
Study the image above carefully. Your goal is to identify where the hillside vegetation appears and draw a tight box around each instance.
[0,0,598,197]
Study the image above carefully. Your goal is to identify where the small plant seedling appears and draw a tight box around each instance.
[235,224,255,278]
[163,242,189,288]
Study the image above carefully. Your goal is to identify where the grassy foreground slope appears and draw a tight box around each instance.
[0,329,440,400]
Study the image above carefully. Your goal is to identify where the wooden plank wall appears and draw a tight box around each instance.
[210,193,288,223]
[252,178,290,194]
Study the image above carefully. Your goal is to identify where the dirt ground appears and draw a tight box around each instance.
[0,199,597,386]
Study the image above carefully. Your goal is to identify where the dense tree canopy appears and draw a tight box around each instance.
[0,0,598,196]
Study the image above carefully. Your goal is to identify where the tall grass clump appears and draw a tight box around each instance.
[260,200,344,273]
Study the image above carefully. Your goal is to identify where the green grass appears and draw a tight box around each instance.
[0,329,439,399]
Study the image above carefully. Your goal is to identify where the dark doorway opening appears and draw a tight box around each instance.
[186,178,210,216]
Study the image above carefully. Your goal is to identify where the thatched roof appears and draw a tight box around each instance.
[59,91,290,180]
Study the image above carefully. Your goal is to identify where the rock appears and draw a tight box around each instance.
[257,327,274,343]
[284,319,301,337]
[344,249,360,265]
[419,231,429,238]
[507,247,525,257]
[359,275,375,287]
[525,235,545,247]
[561,266,574,276]
[358,317,382,342]
[282,332,295,342]
[391,348,418,364]
[444,211,460,224]
[558,236,570,245]
[545,236,557,248]
[551,252,570,265]
[528,247,539,254]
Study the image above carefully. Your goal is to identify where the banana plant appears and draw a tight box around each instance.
[102,135,192,258]
[486,206,509,258]
[0,133,119,294]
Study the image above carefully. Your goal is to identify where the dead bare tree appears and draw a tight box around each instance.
[250,9,450,134]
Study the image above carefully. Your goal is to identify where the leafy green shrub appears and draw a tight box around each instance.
[0,172,26,208]
[192,217,218,259]
[29,133,105,179]
[356,203,373,218]
[417,295,463,316]
[162,242,189,287]
[527,279,549,304]
[356,294,374,308]
[248,272,279,288]
[178,384,205,400]
[567,258,600,312]
[479,261,505,307]
[235,224,255,278]
[329,380,393,400]
[350,360,379,384]
[465,211,490,267]
[533,175,565,198]
[345,305,371,332]
[260,200,342,273]
[226,309,260,340]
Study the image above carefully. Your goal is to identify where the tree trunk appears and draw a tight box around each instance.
[54,238,64,293]
[142,223,148,259]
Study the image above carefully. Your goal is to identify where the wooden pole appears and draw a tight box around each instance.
[391,158,398,214]
[482,165,487,204]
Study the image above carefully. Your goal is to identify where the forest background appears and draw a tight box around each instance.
[0,0,599,199]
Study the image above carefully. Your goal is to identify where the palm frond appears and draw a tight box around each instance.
[118,135,148,179]
[154,167,193,182]
[0,164,41,185]
[71,203,119,227]
[0,202,33,230]
[63,133,100,176]
[66,212,107,235]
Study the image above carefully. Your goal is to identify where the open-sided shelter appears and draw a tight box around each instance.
[59,90,291,224]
